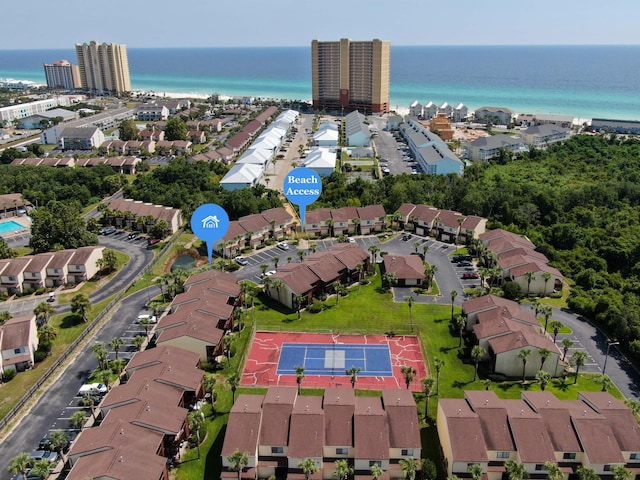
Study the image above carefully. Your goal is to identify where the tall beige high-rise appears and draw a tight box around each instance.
[312,38,390,114]
[75,41,131,95]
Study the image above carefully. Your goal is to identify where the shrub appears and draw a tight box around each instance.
[2,369,16,382]
[34,350,48,363]
[36,287,47,295]
[502,281,521,300]
[308,302,324,314]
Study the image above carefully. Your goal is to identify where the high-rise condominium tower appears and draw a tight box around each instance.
[75,41,131,95]
[311,38,390,114]
[43,60,81,90]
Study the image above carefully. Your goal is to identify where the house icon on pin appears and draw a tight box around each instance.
[202,215,220,229]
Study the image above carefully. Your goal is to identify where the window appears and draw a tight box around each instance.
[14,348,22,355]
[604,465,613,472]
[631,453,639,460]
[401,449,414,457]
[497,452,510,459]
[563,453,577,460]
[336,448,348,455]
[535,464,547,471]
[369,461,382,468]
[271,446,283,454]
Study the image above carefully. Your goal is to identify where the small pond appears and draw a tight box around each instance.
[171,254,197,272]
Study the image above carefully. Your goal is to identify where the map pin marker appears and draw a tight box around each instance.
[283,167,322,231]
[190,204,230,265]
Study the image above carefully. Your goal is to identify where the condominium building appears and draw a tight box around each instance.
[75,41,131,95]
[312,38,390,114]
[43,60,81,90]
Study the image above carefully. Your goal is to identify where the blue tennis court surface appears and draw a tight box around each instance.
[277,343,393,376]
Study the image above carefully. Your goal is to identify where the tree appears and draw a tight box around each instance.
[294,294,305,319]
[99,369,113,391]
[518,348,532,382]
[224,333,235,360]
[299,458,320,480]
[481,379,492,390]
[70,410,87,430]
[260,263,269,275]
[0,238,15,259]
[71,293,90,323]
[399,458,417,480]
[228,373,240,402]
[504,460,528,480]
[454,314,466,347]
[133,334,146,351]
[536,370,552,391]
[571,350,588,384]
[401,365,417,389]
[90,342,109,370]
[561,338,574,361]
[450,289,458,321]
[271,278,285,303]
[101,249,118,273]
[525,271,536,297]
[165,117,188,141]
[83,393,98,421]
[111,358,127,375]
[295,366,305,394]
[538,347,551,371]
[30,459,53,479]
[541,305,553,333]
[29,201,97,253]
[541,272,552,297]
[333,459,353,480]
[368,245,380,264]
[468,464,483,480]
[226,449,249,480]
[421,376,435,420]
[576,466,599,480]
[7,452,31,477]
[421,459,437,480]
[549,320,564,343]
[188,410,204,459]
[405,296,414,333]
[48,429,70,457]
[38,324,58,354]
[34,301,55,326]
[381,272,397,290]
[370,464,384,480]
[613,465,633,480]
[346,366,361,389]
[108,337,125,360]
[434,358,444,395]
[118,118,140,141]
[471,345,486,381]
[543,461,563,480]
[625,398,640,418]
[334,282,346,306]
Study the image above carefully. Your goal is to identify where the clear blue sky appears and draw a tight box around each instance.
[3,0,638,49]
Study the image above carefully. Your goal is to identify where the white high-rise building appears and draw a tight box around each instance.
[43,60,81,90]
[75,41,131,95]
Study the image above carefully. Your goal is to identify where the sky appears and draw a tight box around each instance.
[2,0,639,49]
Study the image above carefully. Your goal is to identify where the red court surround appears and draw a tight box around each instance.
[242,331,428,391]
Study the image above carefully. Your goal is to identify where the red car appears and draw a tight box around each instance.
[462,272,479,280]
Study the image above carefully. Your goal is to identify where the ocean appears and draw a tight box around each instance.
[1,45,639,120]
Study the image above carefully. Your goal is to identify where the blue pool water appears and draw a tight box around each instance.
[0,220,25,235]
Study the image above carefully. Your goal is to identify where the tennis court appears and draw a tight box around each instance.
[242,331,427,391]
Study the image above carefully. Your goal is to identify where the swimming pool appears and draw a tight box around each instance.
[0,220,25,235]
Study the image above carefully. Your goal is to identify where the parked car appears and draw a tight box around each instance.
[136,314,157,324]
[277,242,289,250]
[457,260,473,267]
[127,232,138,239]
[78,383,108,395]
[102,227,116,235]
[347,237,356,243]
[402,234,412,241]
[462,272,479,279]
[235,256,249,266]
[28,450,58,464]
[451,254,472,263]
[39,433,71,452]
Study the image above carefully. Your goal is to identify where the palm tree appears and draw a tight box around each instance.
[224,333,235,360]
[226,449,249,480]
[368,245,380,264]
[518,348,532,382]
[399,458,417,480]
[99,369,113,391]
[294,294,305,319]
[33,301,55,326]
[271,278,284,303]
[188,410,204,459]
[538,347,551,371]
[540,305,553,333]
[346,366,361,389]
[434,358,444,395]
[576,466,599,480]
[625,398,640,418]
[334,282,346,306]
[260,263,269,275]
[405,296,414,333]
[133,335,146,351]
[413,241,420,254]
[37,324,58,354]
[536,370,552,391]
[333,459,353,480]
[504,460,528,480]
[571,350,588,384]
[90,342,109,370]
[596,374,614,392]
[272,256,280,269]
[467,464,483,480]
[71,293,91,322]
[524,271,536,297]
[454,315,466,347]
[297,250,306,262]
[541,272,552,297]
[401,365,417,389]
[111,358,127,375]
[613,465,633,480]
[421,377,435,420]
[561,338,573,361]
[481,379,492,390]
[70,410,87,430]
[108,337,125,360]
[422,244,429,258]
[48,429,70,458]
[295,366,305,394]
[139,317,153,337]
[30,459,52,479]
[7,452,31,477]
[543,461,563,480]
[450,289,458,321]
[83,392,98,421]
[299,458,320,480]
[370,464,384,480]
[531,299,541,318]
[549,320,564,343]
[228,373,240,402]
[471,345,486,381]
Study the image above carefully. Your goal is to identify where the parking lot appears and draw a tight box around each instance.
[369,118,420,176]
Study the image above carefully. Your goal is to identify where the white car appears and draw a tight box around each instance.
[347,237,356,243]
[235,256,249,266]
[78,383,108,395]
[265,270,277,277]
[136,314,157,324]
[277,242,289,250]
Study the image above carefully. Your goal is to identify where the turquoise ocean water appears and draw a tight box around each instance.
[1,45,639,120]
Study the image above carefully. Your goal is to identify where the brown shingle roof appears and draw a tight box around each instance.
[222,393,264,456]
[0,315,34,350]
[289,395,325,458]
[439,398,489,463]
[354,397,389,459]
[382,390,421,449]
[382,255,425,280]
[259,387,297,446]
[324,388,355,447]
